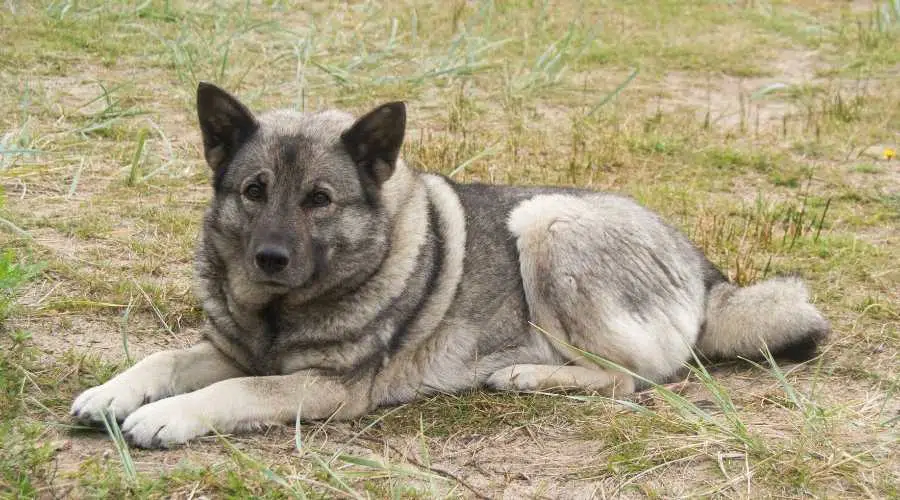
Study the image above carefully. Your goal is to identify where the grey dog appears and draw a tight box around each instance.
[71,83,829,448]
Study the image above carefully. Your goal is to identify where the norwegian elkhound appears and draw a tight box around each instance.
[71,83,830,448]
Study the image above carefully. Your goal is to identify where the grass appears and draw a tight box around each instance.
[1,0,898,497]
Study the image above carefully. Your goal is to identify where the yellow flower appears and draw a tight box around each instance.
[885,148,896,160]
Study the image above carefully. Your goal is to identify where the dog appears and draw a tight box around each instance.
[71,82,830,448]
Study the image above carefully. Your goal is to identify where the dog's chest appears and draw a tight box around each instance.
[251,303,305,375]
[239,302,372,376]
[225,300,293,375]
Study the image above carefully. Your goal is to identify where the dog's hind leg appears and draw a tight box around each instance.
[486,364,634,396]
[506,194,707,390]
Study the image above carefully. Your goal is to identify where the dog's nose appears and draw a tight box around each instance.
[255,245,290,274]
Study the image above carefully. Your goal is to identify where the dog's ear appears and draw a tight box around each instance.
[341,102,406,185]
[196,82,258,181]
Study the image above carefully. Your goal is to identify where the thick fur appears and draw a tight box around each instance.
[700,277,829,361]
[71,83,830,448]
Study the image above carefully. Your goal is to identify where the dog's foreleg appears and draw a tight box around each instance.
[119,371,369,448]
[71,340,244,425]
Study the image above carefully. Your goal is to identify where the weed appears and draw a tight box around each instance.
[0,250,43,323]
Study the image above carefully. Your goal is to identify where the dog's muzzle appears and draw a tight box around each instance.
[254,244,290,274]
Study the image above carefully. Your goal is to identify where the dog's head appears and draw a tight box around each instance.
[196,82,406,301]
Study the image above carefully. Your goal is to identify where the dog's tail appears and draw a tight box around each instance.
[696,276,830,362]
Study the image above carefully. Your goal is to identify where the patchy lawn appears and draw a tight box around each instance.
[1,0,897,497]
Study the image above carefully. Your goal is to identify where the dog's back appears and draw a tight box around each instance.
[370,173,829,401]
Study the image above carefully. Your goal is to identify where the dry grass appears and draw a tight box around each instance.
[1,0,898,498]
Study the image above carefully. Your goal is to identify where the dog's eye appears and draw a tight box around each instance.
[306,190,331,208]
[244,183,265,201]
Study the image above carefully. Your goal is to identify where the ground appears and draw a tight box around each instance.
[0,0,898,498]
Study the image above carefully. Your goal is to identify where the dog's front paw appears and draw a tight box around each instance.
[121,396,211,448]
[71,380,152,425]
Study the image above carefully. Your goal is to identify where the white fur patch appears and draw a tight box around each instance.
[413,174,467,335]
[486,364,635,395]
[507,194,705,382]
[506,193,588,238]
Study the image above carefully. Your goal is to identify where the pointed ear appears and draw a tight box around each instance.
[340,102,406,185]
[196,82,258,180]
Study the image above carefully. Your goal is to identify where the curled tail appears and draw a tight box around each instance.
[697,276,830,362]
